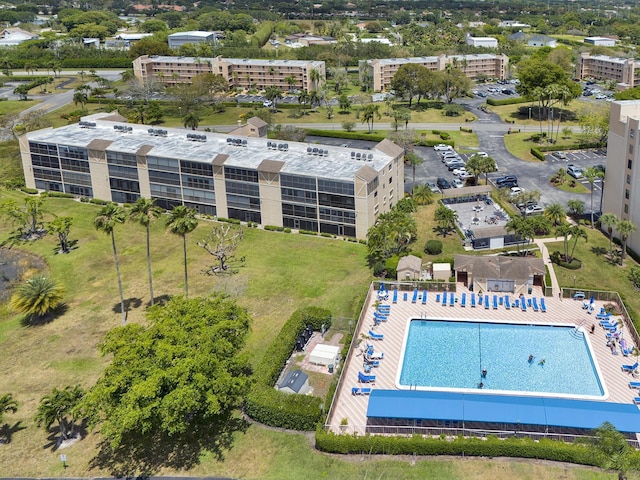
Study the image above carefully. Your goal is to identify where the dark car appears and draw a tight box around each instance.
[437,177,452,190]
[501,89,515,95]
[499,180,518,189]
[496,175,518,187]
[447,161,466,171]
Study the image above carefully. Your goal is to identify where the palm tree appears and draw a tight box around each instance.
[568,225,587,263]
[412,184,434,205]
[34,385,84,442]
[0,393,18,424]
[361,104,381,133]
[617,220,637,264]
[600,212,619,258]
[310,68,321,90]
[583,166,604,227]
[285,75,297,92]
[506,216,534,256]
[544,202,566,226]
[297,90,309,110]
[405,152,423,186]
[94,204,127,325]
[555,222,572,262]
[434,204,457,236]
[10,275,64,321]
[264,86,283,110]
[129,198,162,306]
[166,206,199,298]
[182,111,201,130]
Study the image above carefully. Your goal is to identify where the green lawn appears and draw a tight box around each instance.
[0,99,39,115]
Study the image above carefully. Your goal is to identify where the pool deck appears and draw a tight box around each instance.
[329,284,640,435]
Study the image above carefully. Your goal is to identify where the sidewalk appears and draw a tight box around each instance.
[534,237,564,298]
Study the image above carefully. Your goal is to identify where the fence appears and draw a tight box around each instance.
[374,280,457,293]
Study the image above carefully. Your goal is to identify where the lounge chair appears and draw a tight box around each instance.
[499,296,503,306]
[412,288,418,303]
[521,298,527,312]
[600,319,617,328]
[484,295,490,310]
[504,295,511,310]
[478,295,483,305]
[621,361,639,373]
[471,293,476,307]
[461,293,467,307]
[363,359,380,367]
[540,298,547,313]
[373,312,387,321]
[574,291,586,300]
[629,381,640,389]
[403,292,408,302]
[634,397,640,405]
[596,312,612,321]
[351,387,372,395]
[378,303,391,311]
[582,302,590,310]
[527,298,532,307]
[532,298,539,312]
[368,330,384,341]
[442,293,447,306]
[450,292,455,306]
[368,351,384,360]
[514,299,520,308]
[392,289,398,304]
[358,372,376,383]
[436,293,441,302]
[621,339,631,357]
[492,295,498,310]
[422,290,427,305]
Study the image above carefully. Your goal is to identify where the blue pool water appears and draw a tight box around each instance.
[399,320,604,397]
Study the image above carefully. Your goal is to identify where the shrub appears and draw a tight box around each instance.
[459,127,473,133]
[20,187,39,195]
[531,147,545,161]
[217,217,241,225]
[299,229,318,236]
[550,251,582,270]
[439,132,450,140]
[264,225,285,232]
[424,239,443,255]
[284,228,292,233]
[385,256,399,279]
[486,96,527,106]
[89,198,109,205]
[41,191,74,199]
[306,128,385,142]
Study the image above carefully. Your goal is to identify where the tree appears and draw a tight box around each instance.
[197,225,245,275]
[617,220,637,264]
[466,154,496,185]
[583,166,605,226]
[47,216,73,254]
[434,204,457,236]
[629,266,640,290]
[72,90,88,109]
[264,86,283,110]
[129,198,162,306]
[592,422,631,480]
[81,296,252,449]
[391,64,429,107]
[366,208,417,261]
[544,202,566,226]
[94,204,127,325]
[128,38,171,59]
[600,212,619,258]
[405,151,423,186]
[0,394,18,425]
[34,385,84,442]
[166,206,199,298]
[412,184,434,205]
[361,104,381,133]
[578,104,610,145]
[10,275,64,321]
[310,67,321,90]
[338,93,351,112]
[182,111,201,130]
[567,199,585,217]
[506,216,535,256]
[285,75,297,92]
[1,197,47,241]
[568,225,587,263]
[394,108,411,130]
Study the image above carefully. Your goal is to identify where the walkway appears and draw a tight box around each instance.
[534,236,564,298]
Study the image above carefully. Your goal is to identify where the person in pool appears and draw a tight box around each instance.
[528,354,534,363]
[539,358,546,366]
[482,369,487,377]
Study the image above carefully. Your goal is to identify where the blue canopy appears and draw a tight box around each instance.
[366,390,640,433]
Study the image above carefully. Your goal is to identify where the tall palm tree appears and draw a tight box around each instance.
[0,393,18,424]
[182,111,201,130]
[568,225,588,263]
[600,212,619,258]
[583,166,604,227]
[412,184,434,205]
[361,104,381,133]
[617,220,637,264]
[10,275,64,321]
[129,198,162,306]
[405,152,423,186]
[506,216,534,256]
[555,222,572,262]
[310,68,321,90]
[544,202,566,226]
[166,206,199,298]
[94,204,127,325]
[434,204,457,236]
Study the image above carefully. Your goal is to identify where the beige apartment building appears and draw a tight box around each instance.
[602,101,640,256]
[20,113,403,240]
[133,55,326,92]
[576,53,640,89]
[361,54,509,92]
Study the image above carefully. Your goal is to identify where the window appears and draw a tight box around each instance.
[149,170,180,186]
[629,159,633,170]
[224,166,258,183]
[110,178,140,193]
[180,160,213,176]
[630,145,634,155]
[624,204,629,214]
[627,174,631,185]
[226,180,259,197]
[147,156,179,172]
[109,165,139,180]
[631,129,635,138]
[318,179,354,195]
[107,151,137,167]
[389,177,393,184]
[626,189,630,199]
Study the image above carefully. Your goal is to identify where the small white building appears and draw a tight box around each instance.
[278,370,310,395]
[465,35,498,49]
[432,263,451,281]
[168,31,222,49]
[584,36,616,47]
[309,344,340,367]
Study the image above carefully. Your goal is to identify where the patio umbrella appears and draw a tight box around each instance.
[590,295,595,305]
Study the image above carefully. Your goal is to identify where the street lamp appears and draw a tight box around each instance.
[528,107,532,120]
[573,275,577,287]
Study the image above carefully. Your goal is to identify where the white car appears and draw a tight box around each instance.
[452,178,464,188]
[509,186,525,197]
[452,167,467,177]
[263,100,273,107]
[525,205,544,216]
[433,144,453,151]
[595,94,607,100]
[473,151,489,158]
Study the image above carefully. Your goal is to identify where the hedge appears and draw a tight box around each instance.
[531,147,545,161]
[304,129,386,142]
[61,58,131,69]
[416,139,455,148]
[315,428,615,467]
[20,187,39,195]
[41,191,74,199]
[487,96,527,106]
[244,306,332,430]
[536,141,604,152]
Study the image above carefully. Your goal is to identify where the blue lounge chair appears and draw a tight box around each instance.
[373,312,387,320]
[504,295,511,310]
[621,339,631,357]
[493,295,498,310]
[484,295,490,310]
[450,292,455,306]
[621,361,639,373]
[634,397,640,405]
[368,330,384,341]
[499,296,503,306]
[352,387,372,395]
[527,298,532,307]
[600,319,617,327]
[540,298,547,313]
[596,312,612,321]
[364,359,380,367]
[392,289,398,304]
[422,290,427,305]
[521,298,527,312]
[367,351,384,360]
[478,295,483,305]
[514,299,520,308]
[436,293,441,302]
[358,372,376,383]
[629,382,640,389]
[461,293,466,307]
[411,288,418,303]
[532,298,539,312]
[471,293,476,307]
[442,293,447,306]
[403,292,408,302]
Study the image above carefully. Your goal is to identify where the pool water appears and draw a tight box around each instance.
[398,320,604,397]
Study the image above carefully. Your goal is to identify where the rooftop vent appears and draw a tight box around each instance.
[79,121,96,129]
[368,153,373,161]
[186,133,207,142]
[227,137,248,147]
[113,125,133,133]
[148,128,168,137]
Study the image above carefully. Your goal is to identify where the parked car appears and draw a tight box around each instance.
[452,167,467,177]
[583,90,593,97]
[517,200,538,210]
[472,151,489,158]
[447,161,466,171]
[501,89,516,95]
[452,178,464,188]
[595,94,607,100]
[525,205,544,216]
[433,144,453,151]
[263,100,273,107]
[426,181,441,193]
[496,175,518,187]
[567,164,583,179]
[509,186,525,197]
[437,177,452,190]
[441,150,459,157]
[477,91,487,98]
[552,151,567,160]
[444,156,463,166]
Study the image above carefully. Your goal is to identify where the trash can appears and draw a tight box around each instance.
[328,364,334,373]
[528,287,532,294]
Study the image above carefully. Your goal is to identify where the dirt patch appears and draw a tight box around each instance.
[0,247,48,302]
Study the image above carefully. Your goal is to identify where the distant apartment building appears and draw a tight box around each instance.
[584,36,616,47]
[167,31,223,49]
[576,53,640,89]
[361,54,509,92]
[133,55,326,92]
[602,101,640,256]
[465,35,498,48]
[20,113,404,239]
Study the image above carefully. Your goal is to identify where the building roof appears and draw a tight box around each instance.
[585,36,616,42]
[248,116,268,129]
[366,390,640,433]
[453,255,545,283]
[25,113,397,182]
[278,369,308,393]
[116,33,153,41]
[168,31,216,38]
[139,55,323,69]
[529,34,555,43]
[508,31,527,41]
[397,255,422,272]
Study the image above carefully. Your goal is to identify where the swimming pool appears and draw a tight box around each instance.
[397,319,605,398]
